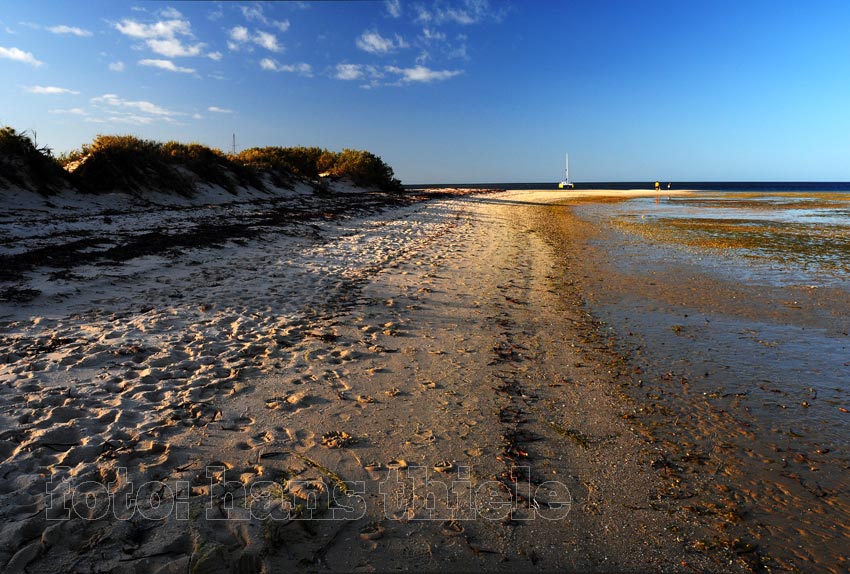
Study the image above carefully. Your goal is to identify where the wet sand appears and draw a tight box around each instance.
[1,188,782,572]
[558,198,850,574]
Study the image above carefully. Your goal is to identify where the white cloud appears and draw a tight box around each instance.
[159,7,183,19]
[421,28,446,41]
[385,0,402,18]
[49,107,87,115]
[114,18,204,58]
[0,46,43,66]
[47,25,92,37]
[207,51,222,61]
[230,27,283,53]
[207,106,232,113]
[356,30,407,55]
[239,4,290,31]
[192,112,203,119]
[260,58,312,76]
[229,26,249,42]
[253,30,281,52]
[26,85,80,95]
[115,18,190,39]
[109,61,125,72]
[86,114,158,126]
[87,94,184,125]
[333,63,383,83]
[335,63,363,80]
[386,65,462,83]
[146,37,204,57]
[240,4,267,23]
[139,58,196,74]
[415,0,502,25]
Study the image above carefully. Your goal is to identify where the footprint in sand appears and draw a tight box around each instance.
[220,412,255,432]
[246,431,274,448]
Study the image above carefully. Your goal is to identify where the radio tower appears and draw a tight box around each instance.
[231,133,236,155]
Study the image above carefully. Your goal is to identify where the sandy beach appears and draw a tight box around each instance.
[2,186,836,573]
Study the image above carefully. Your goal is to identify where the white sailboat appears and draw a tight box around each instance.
[558,151,574,189]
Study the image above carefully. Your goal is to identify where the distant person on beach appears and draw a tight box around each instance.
[667,182,672,190]
[655,181,660,191]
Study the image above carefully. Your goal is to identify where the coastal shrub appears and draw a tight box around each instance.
[323,149,402,192]
[162,142,240,194]
[0,126,70,194]
[64,135,196,196]
[234,147,297,188]
[3,126,404,197]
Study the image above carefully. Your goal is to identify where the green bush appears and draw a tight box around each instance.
[323,149,402,191]
[0,126,70,194]
[65,134,194,196]
[162,142,240,194]
[2,127,403,197]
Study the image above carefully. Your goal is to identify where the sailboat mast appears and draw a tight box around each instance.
[565,152,569,183]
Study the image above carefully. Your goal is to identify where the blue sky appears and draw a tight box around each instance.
[2,0,850,183]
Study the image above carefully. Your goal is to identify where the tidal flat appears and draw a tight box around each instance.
[564,192,850,572]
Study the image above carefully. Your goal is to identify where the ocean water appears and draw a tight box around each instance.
[407,181,850,192]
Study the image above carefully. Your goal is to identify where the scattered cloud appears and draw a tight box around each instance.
[147,37,204,57]
[254,30,282,52]
[229,27,283,52]
[90,94,176,116]
[415,0,503,25]
[421,28,446,41]
[115,18,190,39]
[192,112,203,119]
[385,0,402,18]
[333,63,384,84]
[335,63,364,80]
[239,4,291,31]
[47,25,92,37]
[139,58,196,74]
[229,26,249,43]
[208,5,224,21]
[386,64,462,83]
[108,61,125,72]
[89,93,182,125]
[207,106,232,113]
[114,17,205,59]
[419,29,468,61]
[356,30,407,55]
[25,85,80,95]
[159,7,183,19]
[0,46,43,66]
[207,51,222,61]
[240,4,267,23]
[447,34,469,60]
[260,58,312,76]
[49,107,87,115]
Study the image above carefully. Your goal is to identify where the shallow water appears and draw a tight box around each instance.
[572,193,850,572]
[603,193,850,288]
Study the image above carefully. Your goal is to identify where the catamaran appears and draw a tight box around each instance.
[558,152,574,189]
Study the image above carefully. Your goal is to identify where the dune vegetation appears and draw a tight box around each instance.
[0,126,402,197]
